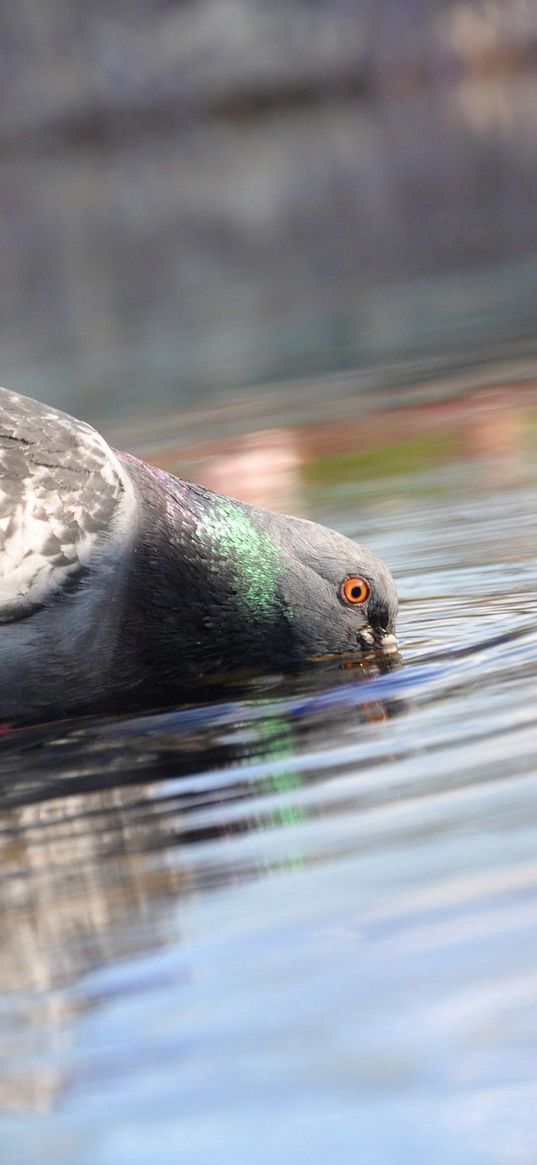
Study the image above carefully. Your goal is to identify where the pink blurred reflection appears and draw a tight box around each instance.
[200,428,306,513]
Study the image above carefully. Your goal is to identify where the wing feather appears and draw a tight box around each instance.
[0,388,135,622]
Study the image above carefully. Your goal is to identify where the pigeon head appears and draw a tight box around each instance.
[124,461,398,688]
[257,508,398,658]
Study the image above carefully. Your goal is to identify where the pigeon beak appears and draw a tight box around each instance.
[376,631,398,653]
[358,627,398,652]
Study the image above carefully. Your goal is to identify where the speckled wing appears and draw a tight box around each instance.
[0,387,135,622]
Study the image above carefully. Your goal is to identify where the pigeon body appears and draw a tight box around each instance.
[0,387,398,721]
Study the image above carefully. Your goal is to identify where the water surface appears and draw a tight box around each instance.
[1,379,537,1164]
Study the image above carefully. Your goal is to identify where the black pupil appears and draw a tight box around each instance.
[350,585,362,599]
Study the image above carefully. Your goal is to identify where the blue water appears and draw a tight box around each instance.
[1,392,537,1164]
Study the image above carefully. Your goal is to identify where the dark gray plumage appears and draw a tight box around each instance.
[0,387,398,721]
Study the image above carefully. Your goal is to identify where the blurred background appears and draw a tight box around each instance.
[2,0,537,442]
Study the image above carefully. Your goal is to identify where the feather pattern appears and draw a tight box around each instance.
[0,387,135,621]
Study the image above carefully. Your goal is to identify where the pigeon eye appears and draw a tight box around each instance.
[340,576,370,605]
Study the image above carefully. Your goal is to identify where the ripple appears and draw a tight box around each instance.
[1,452,537,1165]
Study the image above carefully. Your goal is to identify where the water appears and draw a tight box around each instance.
[1,378,537,1164]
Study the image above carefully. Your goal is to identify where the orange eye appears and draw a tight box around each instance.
[340,576,370,605]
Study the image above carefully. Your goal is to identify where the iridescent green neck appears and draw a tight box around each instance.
[196,498,283,619]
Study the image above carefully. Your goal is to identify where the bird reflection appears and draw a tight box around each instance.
[0,651,403,1112]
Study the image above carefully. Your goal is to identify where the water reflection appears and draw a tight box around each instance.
[0,655,404,1114]
[0,786,184,1112]
[201,429,306,514]
[1,381,537,1164]
[116,382,537,511]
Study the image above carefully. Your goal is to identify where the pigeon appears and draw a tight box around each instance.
[0,386,398,721]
